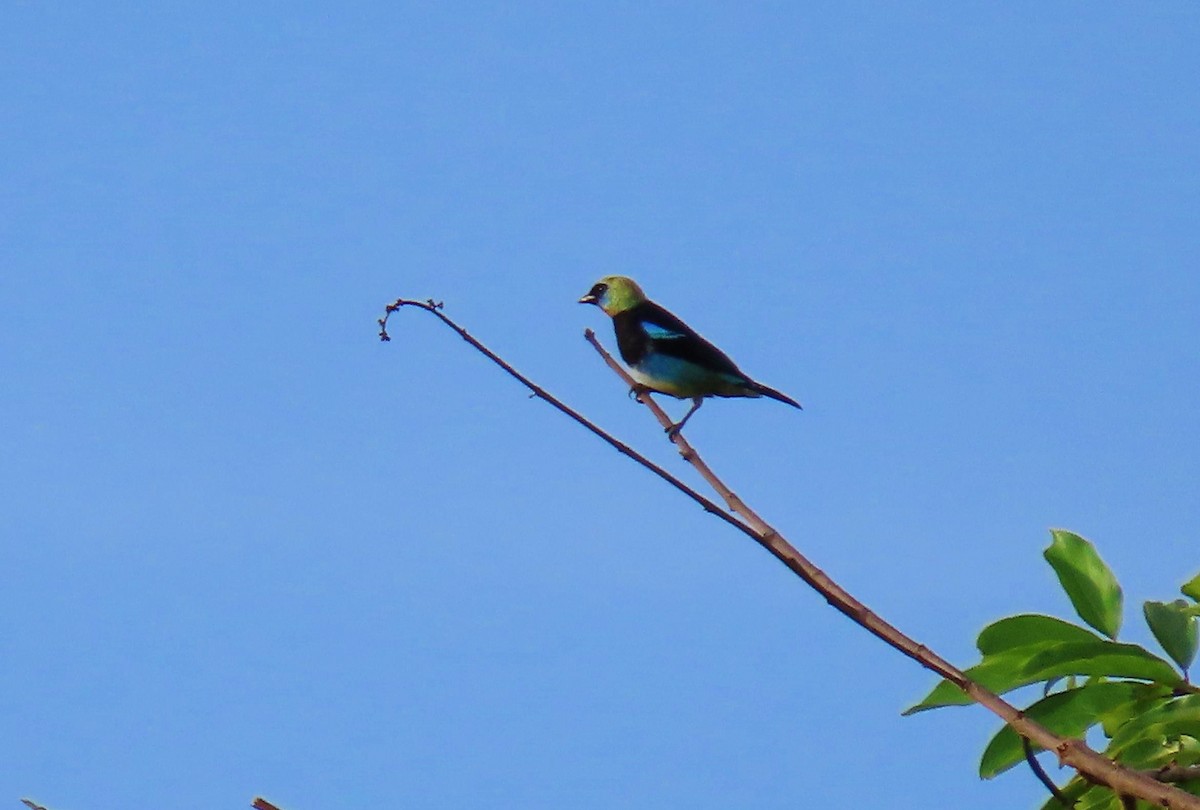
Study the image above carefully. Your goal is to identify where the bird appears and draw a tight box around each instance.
[578,275,801,435]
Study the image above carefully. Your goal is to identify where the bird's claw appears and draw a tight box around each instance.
[628,384,650,402]
[664,423,682,437]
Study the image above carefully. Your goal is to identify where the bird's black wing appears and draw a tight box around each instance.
[627,301,748,379]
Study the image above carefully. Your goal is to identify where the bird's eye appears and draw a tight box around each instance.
[594,283,608,295]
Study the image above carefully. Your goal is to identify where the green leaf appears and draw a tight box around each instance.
[979,682,1140,778]
[904,644,1067,714]
[1074,785,1121,810]
[1095,684,1174,737]
[1116,735,1178,770]
[905,637,1180,715]
[1044,529,1124,639]
[1022,639,1183,686]
[1038,777,1090,810]
[1177,734,1200,764]
[976,614,1101,655]
[1114,732,1200,770]
[1107,694,1200,760]
[1185,572,1200,603]
[1144,599,1199,672]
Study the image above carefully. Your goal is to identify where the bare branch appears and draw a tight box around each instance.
[379,299,747,531]
[380,297,1200,810]
[253,798,285,810]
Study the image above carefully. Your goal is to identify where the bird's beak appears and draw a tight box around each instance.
[578,293,597,305]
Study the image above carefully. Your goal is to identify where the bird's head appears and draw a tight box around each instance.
[578,275,647,316]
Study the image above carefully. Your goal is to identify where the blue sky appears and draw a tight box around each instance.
[3,3,1199,808]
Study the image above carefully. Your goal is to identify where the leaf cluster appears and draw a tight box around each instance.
[907,530,1200,808]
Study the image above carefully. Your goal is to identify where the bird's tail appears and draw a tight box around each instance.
[749,381,802,410]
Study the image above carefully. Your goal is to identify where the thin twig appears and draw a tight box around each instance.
[379,297,1200,810]
[21,800,49,810]
[379,300,748,531]
[1023,736,1074,807]
[252,798,285,810]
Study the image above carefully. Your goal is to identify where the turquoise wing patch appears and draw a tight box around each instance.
[642,321,686,340]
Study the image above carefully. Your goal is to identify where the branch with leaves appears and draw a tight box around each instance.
[379,297,1200,809]
[909,533,1200,809]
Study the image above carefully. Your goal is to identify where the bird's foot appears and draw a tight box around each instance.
[664,422,682,437]
[628,383,651,402]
